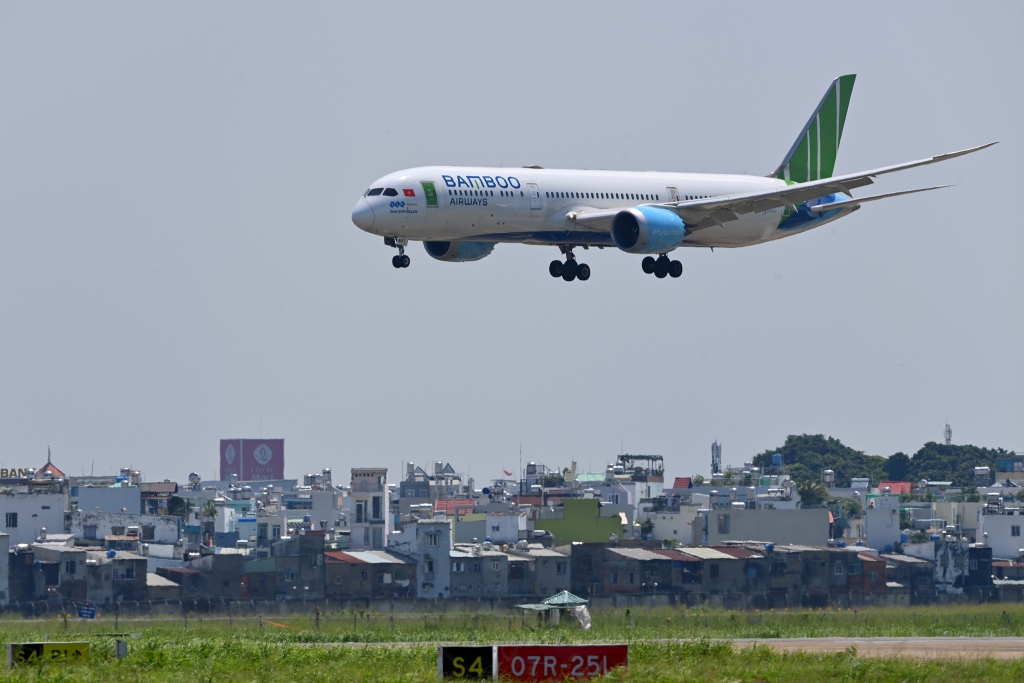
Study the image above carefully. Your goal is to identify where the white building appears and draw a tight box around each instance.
[350,468,389,551]
[694,508,831,546]
[864,495,902,552]
[388,518,452,599]
[75,485,141,514]
[978,510,1024,560]
[70,510,180,544]
[0,492,67,546]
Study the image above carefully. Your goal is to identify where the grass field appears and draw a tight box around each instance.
[0,604,1022,681]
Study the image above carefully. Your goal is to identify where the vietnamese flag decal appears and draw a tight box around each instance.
[403,188,416,197]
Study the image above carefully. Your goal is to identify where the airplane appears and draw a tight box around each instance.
[350,75,994,281]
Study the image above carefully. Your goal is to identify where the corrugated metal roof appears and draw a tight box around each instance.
[650,549,702,562]
[606,547,672,561]
[326,550,411,565]
[713,546,764,560]
[146,573,179,587]
[880,553,931,564]
[674,547,736,560]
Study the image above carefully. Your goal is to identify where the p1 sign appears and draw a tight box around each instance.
[497,644,628,682]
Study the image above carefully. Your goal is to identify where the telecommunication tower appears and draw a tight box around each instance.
[944,422,952,446]
[711,440,722,475]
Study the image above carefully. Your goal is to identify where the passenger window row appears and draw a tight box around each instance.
[544,191,661,202]
[448,189,494,197]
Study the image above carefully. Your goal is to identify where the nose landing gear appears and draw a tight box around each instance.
[549,246,591,282]
[385,237,410,268]
[642,254,682,279]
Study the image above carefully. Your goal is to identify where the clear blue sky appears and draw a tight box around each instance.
[1,2,1021,484]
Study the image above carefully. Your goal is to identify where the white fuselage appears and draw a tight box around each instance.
[351,166,849,250]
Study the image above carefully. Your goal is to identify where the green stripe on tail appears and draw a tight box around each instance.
[773,74,856,183]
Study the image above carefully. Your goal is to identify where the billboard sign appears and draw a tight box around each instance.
[220,439,284,481]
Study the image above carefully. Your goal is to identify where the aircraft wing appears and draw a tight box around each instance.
[568,142,994,232]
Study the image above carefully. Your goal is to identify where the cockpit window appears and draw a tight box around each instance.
[382,188,398,196]
[366,188,384,196]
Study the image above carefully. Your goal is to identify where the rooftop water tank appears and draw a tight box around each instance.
[930,534,941,542]
[837,541,846,548]
[771,454,782,467]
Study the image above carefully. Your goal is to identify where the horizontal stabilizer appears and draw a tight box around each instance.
[807,185,952,211]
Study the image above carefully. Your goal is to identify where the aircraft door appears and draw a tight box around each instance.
[666,186,680,202]
[527,183,541,210]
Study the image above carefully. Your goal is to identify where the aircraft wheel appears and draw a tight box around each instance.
[561,260,578,281]
[669,260,683,278]
[577,263,591,281]
[549,260,563,277]
[654,258,669,279]
[392,255,402,269]
[400,254,411,268]
[642,256,656,274]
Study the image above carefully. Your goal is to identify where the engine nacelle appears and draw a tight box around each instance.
[423,240,496,262]
[610,206,688,254]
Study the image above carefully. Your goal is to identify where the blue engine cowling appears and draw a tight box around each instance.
[423,240,496,262]
[610,206,688,254]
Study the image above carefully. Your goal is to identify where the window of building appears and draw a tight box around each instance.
[1012,526,1021,537]
[610,571,618,584]
[5,512,17,528]
[141,526,155,541]
[360,570,369,581]
[628,572,635,584]
[259,577,267,588]
[491,525,501,532]
[257,524,268,540]
[848,564,862,575]
[335,576,343,585]
[717,514,730,534]
[472,563,481,573]
[285,572,297,583]
[453,562,465,573]
[709,564,719,578]
[491,561,499,571]
[556,562,566,575]
[835,564,844,575]
[426,534,439,547]
[870,571,879,582]
[509,564,524,580]
[272,526,282,539]
[65,560,76,574]
[83,525,98,540]
[425,560,434,573]
[111,526,126,536]
[372,496,382,520]
[363,528,370,545]
[377,574,385,584]
[395,570,407,581]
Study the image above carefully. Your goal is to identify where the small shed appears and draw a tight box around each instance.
[516,590,591,628]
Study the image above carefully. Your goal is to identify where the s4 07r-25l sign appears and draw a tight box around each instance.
[438,644,627,681]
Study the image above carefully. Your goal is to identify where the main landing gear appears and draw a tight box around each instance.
[549,246,590,282]
[385,237,410,268]
[641,254,682,279]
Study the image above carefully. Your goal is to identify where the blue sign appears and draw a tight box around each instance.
[77,605,96,620]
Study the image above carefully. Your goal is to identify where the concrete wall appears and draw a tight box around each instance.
[979,513,1024,560]
[864,495,902,551]
[698,508,830,546]
[76,486,141,514]
[71,510,179,544]
[0,493,67,545]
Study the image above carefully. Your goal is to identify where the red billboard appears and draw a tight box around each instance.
[496,645,628,681]
[219,439,284,481]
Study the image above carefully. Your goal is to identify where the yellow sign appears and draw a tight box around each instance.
[7,642,90,667]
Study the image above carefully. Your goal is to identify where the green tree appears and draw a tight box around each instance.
[796,480,829,508]
[639,518,655,538]
[884,452,912,481]
[168,496,193,517]
[752,435,887,487]
[692,475,705,487]
[202,499,218,520]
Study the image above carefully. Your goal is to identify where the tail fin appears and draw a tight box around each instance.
[773,74,856,182]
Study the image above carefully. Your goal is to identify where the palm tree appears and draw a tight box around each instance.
[796,480,829,508]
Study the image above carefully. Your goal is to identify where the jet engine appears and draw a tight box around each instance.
[423,240,497,262]
[610,206,688,254]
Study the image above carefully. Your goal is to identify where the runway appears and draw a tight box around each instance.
[728,636,1024,659]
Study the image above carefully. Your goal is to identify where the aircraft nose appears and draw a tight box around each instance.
[351,197,375,231]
